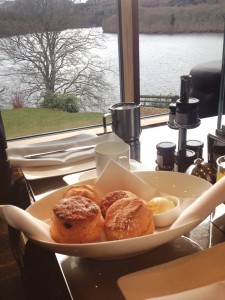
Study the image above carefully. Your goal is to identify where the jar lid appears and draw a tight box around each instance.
[186,140,204,149]
[156,142,176,153]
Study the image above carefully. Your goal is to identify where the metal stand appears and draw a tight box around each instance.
[171,75,201,172]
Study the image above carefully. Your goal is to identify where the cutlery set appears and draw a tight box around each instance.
[24,145,96,159]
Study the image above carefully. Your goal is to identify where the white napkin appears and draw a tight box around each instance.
[0,205,53,242]
[7,132,122,168]
[171,175,225,229]
[147,280,225,300]
[95,160,159,199]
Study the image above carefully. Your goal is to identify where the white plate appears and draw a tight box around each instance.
[20,132,123,180]
[22,157,95,180]
[26,171,211,259]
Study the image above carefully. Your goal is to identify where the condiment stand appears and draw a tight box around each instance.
[173,75,201,172]
[167,75,217,182]
[163,75,201,173]
[158,71,223,183]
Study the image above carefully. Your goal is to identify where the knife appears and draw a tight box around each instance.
[24,145,96,159]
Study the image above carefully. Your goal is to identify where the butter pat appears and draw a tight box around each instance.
[148,197,176,215]
[147,196,181,227]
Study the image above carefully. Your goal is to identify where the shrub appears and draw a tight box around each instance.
[40,91,79,113]
[58,94,79,113]
[40,91,58,109]
[10,91,26,109]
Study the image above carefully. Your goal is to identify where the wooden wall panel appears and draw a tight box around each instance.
[117,0,140,104]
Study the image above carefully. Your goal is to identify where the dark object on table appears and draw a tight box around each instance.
[190,60,223,119]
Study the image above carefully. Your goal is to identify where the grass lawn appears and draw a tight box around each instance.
[2,108,104,138]
[1,107,168,139]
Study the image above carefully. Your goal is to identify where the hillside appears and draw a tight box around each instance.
[0,0,224,37]
[139,0,225,33]
[96,0,225,33]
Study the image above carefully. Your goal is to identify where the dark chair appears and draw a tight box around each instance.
[0,110,32,208]
[189,60,224,118]
[0,110,11,204]
[0,111,72,299]
[0,109,32,271]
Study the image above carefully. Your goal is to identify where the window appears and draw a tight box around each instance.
[0,0,121,139]
[0,0,224,139]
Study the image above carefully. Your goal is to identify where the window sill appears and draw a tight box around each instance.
[7,114,169,147]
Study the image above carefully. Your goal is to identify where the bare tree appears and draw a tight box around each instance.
[0,0,114,111]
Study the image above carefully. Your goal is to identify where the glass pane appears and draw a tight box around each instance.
[139,1,224,118]
[0,0,120,139]
[1,1,224,139]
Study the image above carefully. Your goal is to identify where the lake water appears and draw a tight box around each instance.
[0,30,223,110]
[99,32,223,102]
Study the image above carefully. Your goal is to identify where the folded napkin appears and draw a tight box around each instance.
[147,280,225,300]
[171,175,225,229]
[95,160,159,199]
[0,205,52,242]
[7,132,122,168]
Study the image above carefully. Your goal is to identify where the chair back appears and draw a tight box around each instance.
[0,110,11,204]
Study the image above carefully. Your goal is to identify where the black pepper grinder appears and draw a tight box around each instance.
[173,75,201,172]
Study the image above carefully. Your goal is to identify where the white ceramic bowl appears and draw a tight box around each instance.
[150,196,181,228]
[26,171,211,259]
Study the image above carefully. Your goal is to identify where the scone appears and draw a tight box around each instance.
[50,195,104,243]
[104,198,155,240]
[63,184,100,206]
[100,190,137,218]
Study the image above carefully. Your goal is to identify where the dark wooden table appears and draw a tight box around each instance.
[16,116,225,299]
